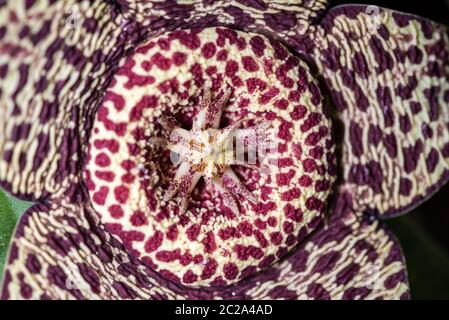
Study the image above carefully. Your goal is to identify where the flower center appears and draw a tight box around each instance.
[85,27,335,287]
[160,86,266,214]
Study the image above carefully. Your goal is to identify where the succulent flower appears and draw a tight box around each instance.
[0,0,448,300]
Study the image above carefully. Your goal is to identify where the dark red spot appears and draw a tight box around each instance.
[246,77,267,93]
[309,146,323,159]
[121,173,135,184]
[278,157,294,167]
[121,160,135,171]
[130,95,158,122]
[301,112,322,132]
[206,66,217,76]
[179,252,193,266]
[151,52,171,70]
[276,169,295,186]
[267,216,277,227]
[278,120,293,141]
[202,231,217,254]
[288,90,301,102]
[182,270,198,284]
[250,35,266,57]
[144,231,163,253]
[254,230,268,248]
[95,170,115,182]
[166,225,178,241]
[193,254,203,264]
[93,186,109,205]
[136,41,156,54]
[223,263,238,280]
[172,51,187,66]
[104,91,125,111]
[292,143,303,159]
[173,30,201,49]
[93,139,119,153]
[157,38,170,50]
[260,87,280,104]
[97,106,127,136]
[270,232,283,245]
[258,254,275,269]
[306,196,325,212]
[141,61,152,71]
[190,62,203,85]
[237,221,253,236]
[95,153,111,167]
[130,210,148,226]
[254,201,277,215]
[225,60,239,76]
[283,221,294,234]
[303,158,316,173]
[281,188,301,201]
[426,148,439,173]
[284,204,303,222]
[254,218,267,230]
[216,49,228,61]
[265,111,277,120]
[315,180,331,192]
[201,259,218,280]
[156,249,179,263]
[275,98,289,110]
[114,186,129,204]
[201,42,216,59]
[399,178,412,196]
[186,224,201,241]
[218,226,239,241]
[242,56,259,72]
[290,105,307,120]
[108,205,124,219]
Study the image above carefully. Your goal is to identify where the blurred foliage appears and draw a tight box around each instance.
[0,190,32,281]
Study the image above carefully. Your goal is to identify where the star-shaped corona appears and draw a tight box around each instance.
[160,86,270,215]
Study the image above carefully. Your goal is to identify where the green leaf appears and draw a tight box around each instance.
[0,189,33,282]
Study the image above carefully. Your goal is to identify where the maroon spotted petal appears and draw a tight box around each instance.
[0,191,408,300]
[0,0,417,300]
[118,0,328,47]
[0,0,139,200]
[306,5,449,217]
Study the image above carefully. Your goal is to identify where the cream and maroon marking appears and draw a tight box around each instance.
[311,6,449,217]
[85,27,335,286]
[160,85,267,215]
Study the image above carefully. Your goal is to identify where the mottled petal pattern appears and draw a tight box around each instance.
[308,5,449,217]
[0,191,409,300]
[1,198,171,300]
[119,0,328,47]
[0,0,140,200]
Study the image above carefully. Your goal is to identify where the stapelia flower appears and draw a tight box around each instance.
[0,0,448,300]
